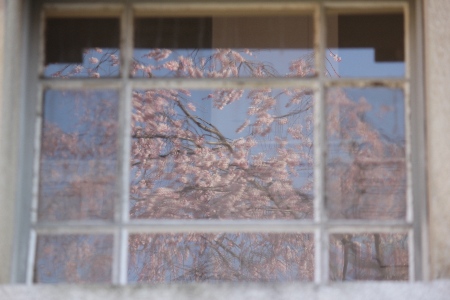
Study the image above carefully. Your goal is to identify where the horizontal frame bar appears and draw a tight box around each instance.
[325,78,407,88]
[43,3,123,17]
[134,2,315,17]
[324,1,407,14]
[131,78,318,90]
[33,219,412,235]
[39,78,407,90]
[40,78,122,90]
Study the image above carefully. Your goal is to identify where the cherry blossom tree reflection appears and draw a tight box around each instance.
[39,90,119,221]
[37,48,408,282]
[129,87,314,220]
[326,88,406,220]
[119,48,315,282]
[330,233,408,281]
[129,233,314,282]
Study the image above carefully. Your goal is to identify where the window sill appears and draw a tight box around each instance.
[1,281,450,300]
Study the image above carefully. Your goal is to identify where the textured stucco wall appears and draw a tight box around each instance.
[0,0,26,284]
[0,0,12,284]
[0,1,3,115]
[1,282,450,300]
[425,0,450,279]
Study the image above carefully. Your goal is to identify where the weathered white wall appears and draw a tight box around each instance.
[0,0,13,284]
[0,0,27,284]
[0,1,3,116]
[424,0,450,279]
[1,282,450,300]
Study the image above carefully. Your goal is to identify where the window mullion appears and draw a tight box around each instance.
[409,0,427,281]
[20,1,45,285]
[314,2,329,285]
[112,3,133,286]
[27,82,43,284]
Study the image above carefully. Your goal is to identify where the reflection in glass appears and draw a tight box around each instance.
[133,16,315,78]
[44,18,120,78]
[130,89,314,219]
[35,235,113,283]
[326,13,405,77]
[128,233,314,282]
[330,233,408,281]
[326,88,406,220]
[39,90,119,221]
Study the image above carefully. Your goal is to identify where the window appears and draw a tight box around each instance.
[13,0,426,285]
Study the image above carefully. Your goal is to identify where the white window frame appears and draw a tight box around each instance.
[9,0,427,286]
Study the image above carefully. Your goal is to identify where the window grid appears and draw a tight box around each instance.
[23,0,422,285]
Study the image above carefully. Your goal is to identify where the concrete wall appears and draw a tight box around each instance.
[0,0,27,284]
[0,282,449,300]
[0,0,13,284]
[425,0,450,279]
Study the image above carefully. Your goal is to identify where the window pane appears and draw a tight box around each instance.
[130,89,314,219]
[35,235,113,283]
[326,13,405,78]
[39,90,119,221]
[132,15,315,78]
[44,18,120,78]
[330,233,408,281]
[326,88,406,220]
[129,233,314,282]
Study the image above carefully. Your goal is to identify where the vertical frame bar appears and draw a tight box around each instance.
[25,230,37,284]
[26,0,46,284]
[404,2,414,280]
[314,2,329,284]
[11,0,41,284]
[404,2,413,226]
[409,0,428,281]
[31,5,46,229]
[408,227,415,281]
[112,3,132,285]
[26,82,43,284]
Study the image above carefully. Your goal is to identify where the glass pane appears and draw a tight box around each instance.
[326,13,405,77]
[326,88,406,220]
[133,15,315,78]
[39,90,119,221]
[35,235,113,283]
[129,233,314,282]
[44,18,120,78]
[330,233,408,281]
[130,89,314,219]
